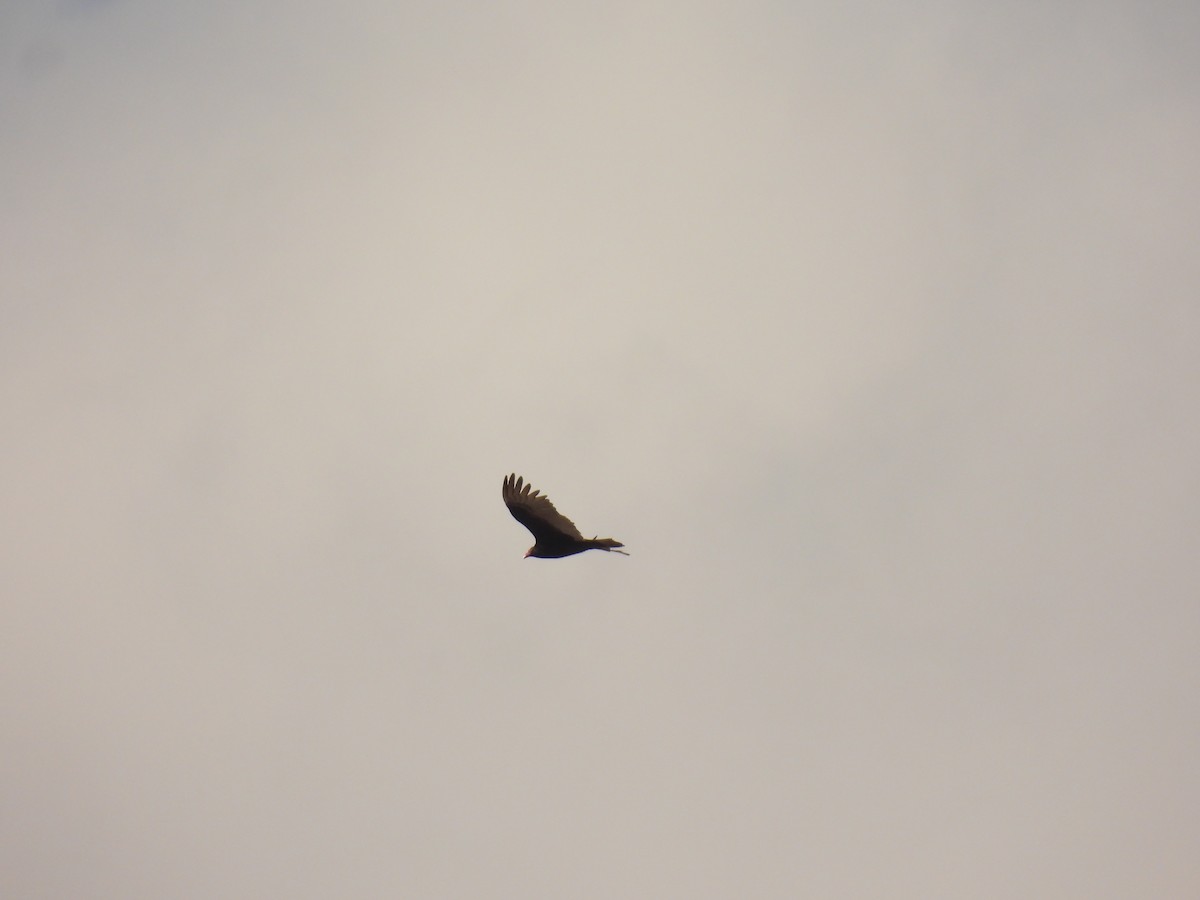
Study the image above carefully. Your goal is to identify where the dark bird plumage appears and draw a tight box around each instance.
[503,473,629,559]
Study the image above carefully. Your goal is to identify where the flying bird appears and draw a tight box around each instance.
[503,473,629,559]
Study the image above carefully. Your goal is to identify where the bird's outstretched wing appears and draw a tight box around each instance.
[503,474,584,543]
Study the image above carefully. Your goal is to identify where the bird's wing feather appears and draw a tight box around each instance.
[503,474,584,542]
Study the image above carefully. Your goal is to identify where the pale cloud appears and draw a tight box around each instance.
[2,2,1197,898]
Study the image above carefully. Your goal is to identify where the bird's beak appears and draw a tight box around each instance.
[523,549,532,558]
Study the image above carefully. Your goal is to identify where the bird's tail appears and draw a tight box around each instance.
[590,537,629,556]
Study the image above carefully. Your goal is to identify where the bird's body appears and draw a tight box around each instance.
[502,474,628,559]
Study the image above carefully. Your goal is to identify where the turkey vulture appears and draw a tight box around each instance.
[503,473,629,559]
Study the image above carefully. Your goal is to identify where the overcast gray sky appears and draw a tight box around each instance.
[3,1,1198,897]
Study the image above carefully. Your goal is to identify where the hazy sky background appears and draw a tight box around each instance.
[3,1,1198,897]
